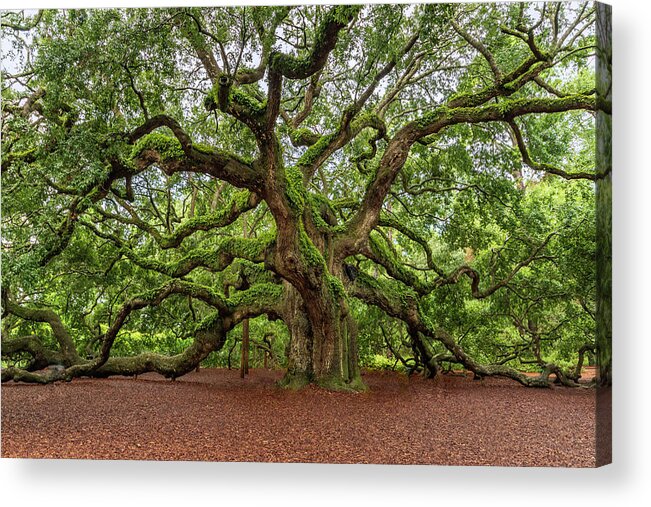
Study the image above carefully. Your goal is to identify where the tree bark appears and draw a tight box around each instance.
[1,324,226,383]
[240,318,250,378]
[279,283,364,391]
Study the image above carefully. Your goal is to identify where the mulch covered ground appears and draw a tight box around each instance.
[1,368,597,467]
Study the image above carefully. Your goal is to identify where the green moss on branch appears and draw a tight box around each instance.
[298,221,326,270]
[296,133,337,169]
[131,133,185,161]
[289,128,320,147]
[326,274,346,300]
[226,283,283,318]
[269,5,361,79]
[285,165,307,213]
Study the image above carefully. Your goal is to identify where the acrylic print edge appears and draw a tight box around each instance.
[595,0,612,467]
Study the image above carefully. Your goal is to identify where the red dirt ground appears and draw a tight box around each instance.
[1,368,597,467]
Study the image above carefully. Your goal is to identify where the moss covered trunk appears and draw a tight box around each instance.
[279,283,364,391]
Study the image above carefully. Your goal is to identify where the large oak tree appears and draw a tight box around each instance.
[1,3,607,389]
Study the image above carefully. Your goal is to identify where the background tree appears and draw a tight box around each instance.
[2,3,602,389]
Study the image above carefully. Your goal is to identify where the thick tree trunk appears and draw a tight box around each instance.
[240,318,250,378]
[281,283,312,388]
[279,283,364,391]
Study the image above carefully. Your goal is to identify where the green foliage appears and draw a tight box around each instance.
[1,3,598,382]
[365,354,397,371]
[111,330,191,358]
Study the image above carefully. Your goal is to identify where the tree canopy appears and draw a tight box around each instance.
[1,3,604,389]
